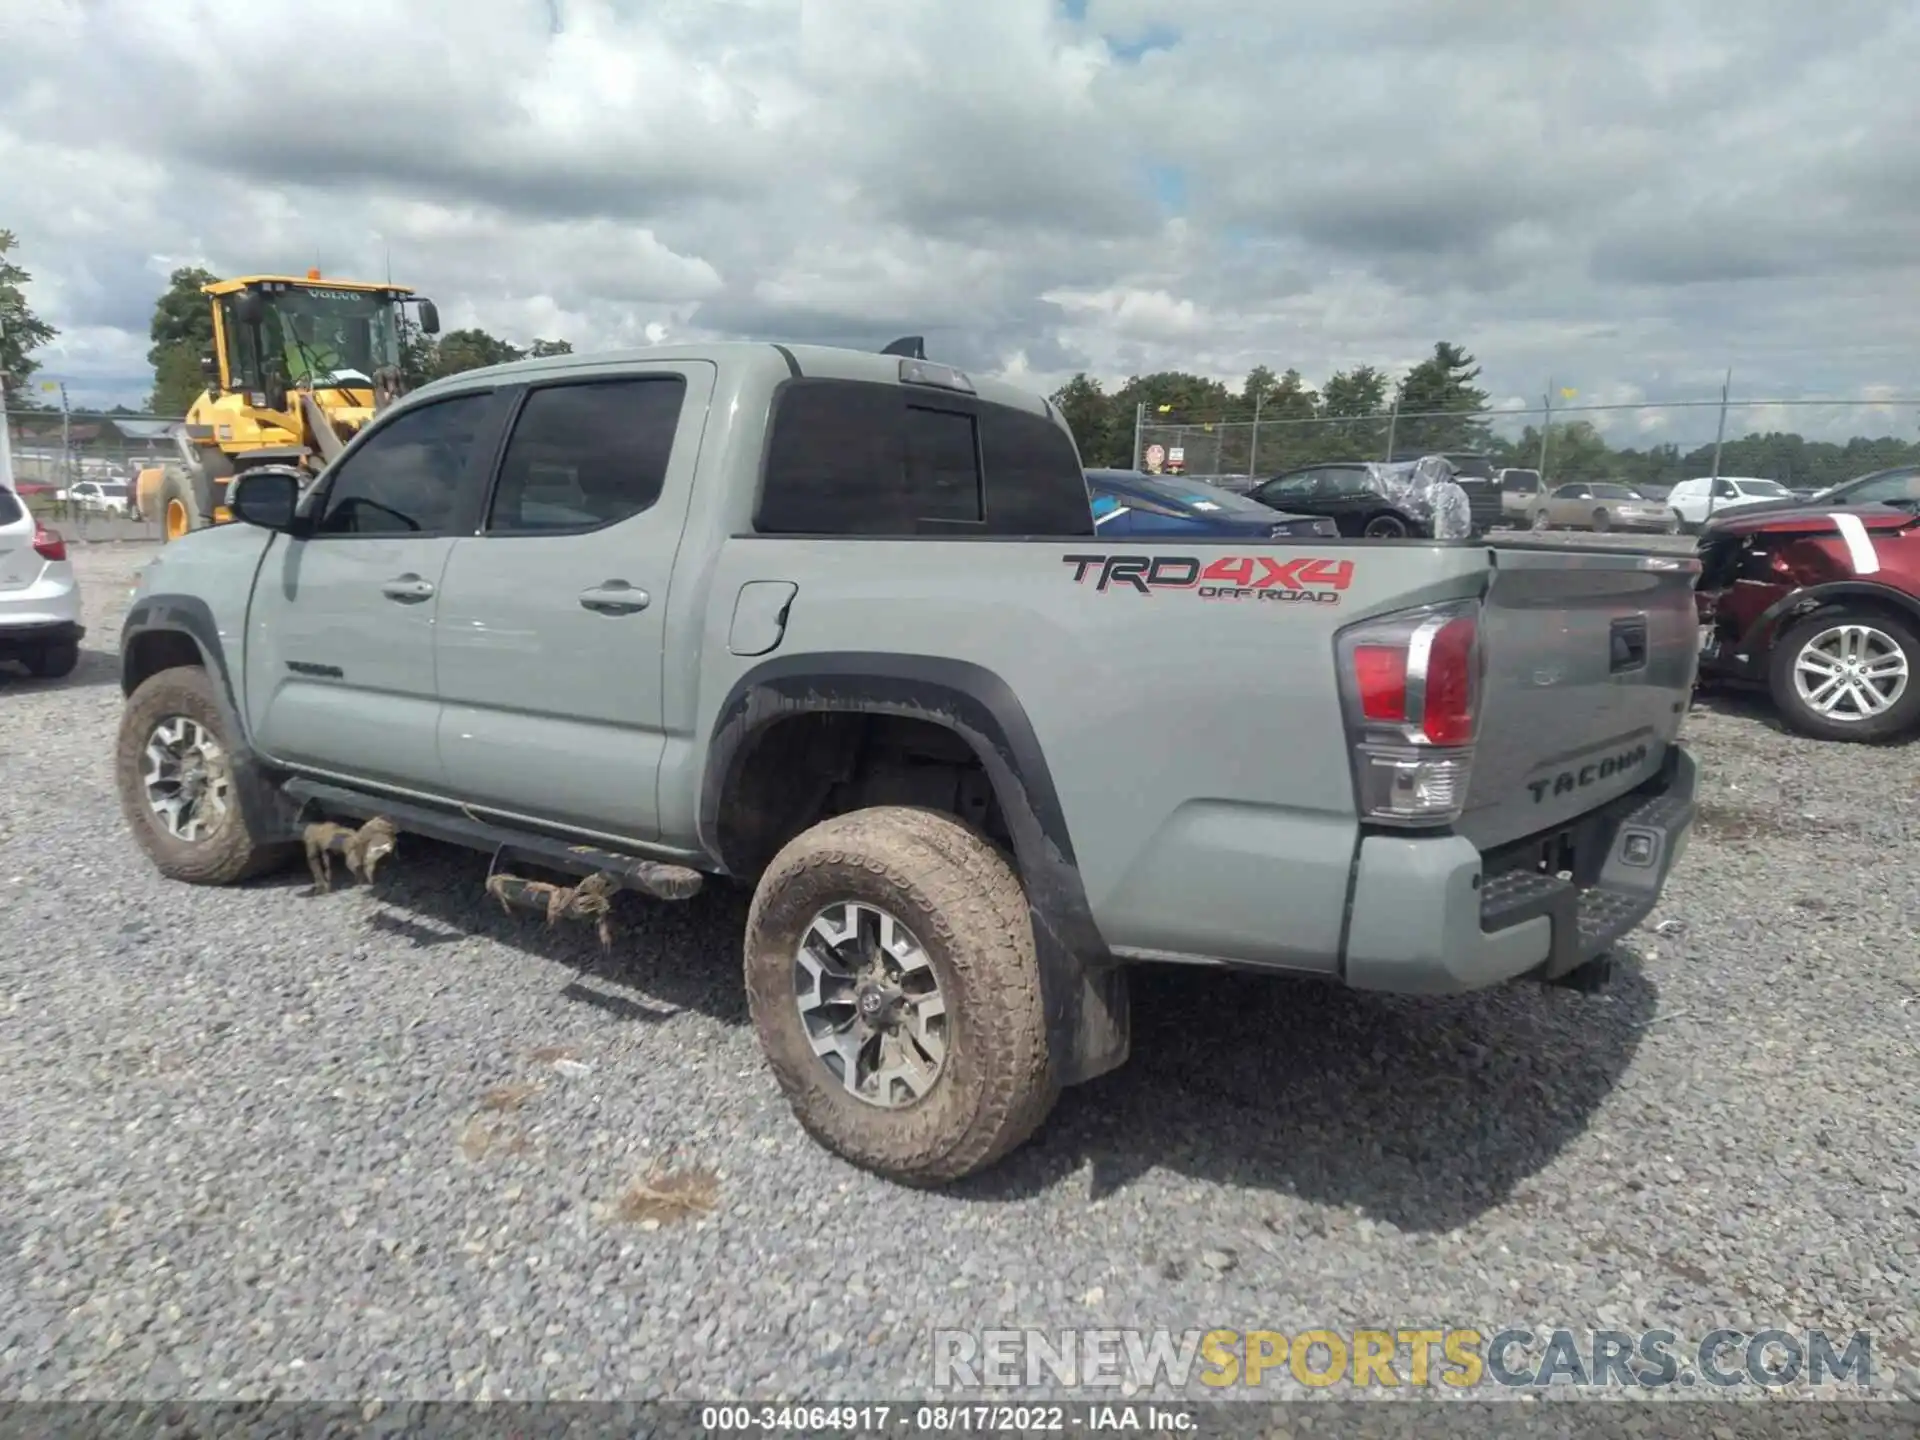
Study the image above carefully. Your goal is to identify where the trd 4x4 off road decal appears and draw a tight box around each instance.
[1062,553,1355,604]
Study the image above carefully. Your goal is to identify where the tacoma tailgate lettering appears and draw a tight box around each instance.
[1526,743,1650,803]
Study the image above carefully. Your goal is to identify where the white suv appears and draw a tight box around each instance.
[1666,475,1795,533]
[0,477,85,679]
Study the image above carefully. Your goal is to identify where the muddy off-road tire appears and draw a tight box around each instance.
[117,666,294,884]
[1767,609,1920,744]
[743,806,1057,1185]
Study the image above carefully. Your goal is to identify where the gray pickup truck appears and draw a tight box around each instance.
[116,340,1702,1184]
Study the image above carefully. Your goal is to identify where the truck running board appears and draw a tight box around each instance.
[281,779,705,902]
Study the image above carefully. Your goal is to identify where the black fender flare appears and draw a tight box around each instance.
[120,595,303,844]
[1741,580,1920,658]
[700,652,1128,1086]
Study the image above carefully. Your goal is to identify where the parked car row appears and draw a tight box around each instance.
[1093,456,1920,746]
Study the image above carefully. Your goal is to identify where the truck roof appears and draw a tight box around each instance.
[407,341,1054,417]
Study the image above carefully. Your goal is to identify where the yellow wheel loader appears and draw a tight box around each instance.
[135,270,440,540]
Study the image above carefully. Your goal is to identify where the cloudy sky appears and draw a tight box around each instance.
[3,0,1918,447]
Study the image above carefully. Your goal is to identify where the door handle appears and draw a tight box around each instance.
[381,574,435,603]
[579,580,650,615]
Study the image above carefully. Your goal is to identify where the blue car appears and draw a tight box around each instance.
[1085,469,1337,539]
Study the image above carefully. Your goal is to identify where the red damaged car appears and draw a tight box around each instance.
[1695,495,1920,741]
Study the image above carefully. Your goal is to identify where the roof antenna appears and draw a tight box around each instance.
[880,336,926,359]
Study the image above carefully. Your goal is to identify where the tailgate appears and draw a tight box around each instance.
[1458,545,1700,849]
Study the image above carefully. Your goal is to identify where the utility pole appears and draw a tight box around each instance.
[1705,367,1732,521]
[0,312,15,492]
[1131,401,1145,470]
[1248,388,1263,477]
[1537,378,1553,478]
[58,381,71,495]
[1384,398,1399,462]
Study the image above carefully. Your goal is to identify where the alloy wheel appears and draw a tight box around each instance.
[793,900,948,1108]
[1792,624,1910,722]
[140,715,233,841]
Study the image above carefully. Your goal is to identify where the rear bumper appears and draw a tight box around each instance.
[1343,744,1697,994]
[0,619,86,654]
[1610,514,1680,532]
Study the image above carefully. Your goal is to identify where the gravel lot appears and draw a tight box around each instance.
[2,540,1915,1409]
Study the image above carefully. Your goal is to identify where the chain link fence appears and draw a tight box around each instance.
[3,410,186,541]
[1131,396,1920,497]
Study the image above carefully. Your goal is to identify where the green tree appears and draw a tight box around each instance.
[397,315,437,390]
[1391,342,1492,455]
[1050,373,1121,466]
[1520,420,1612,484]
[150,347,207,418]
[1,229,58,401]
[1246,366,1320,473]
[1317,364,1390,462]
[147,266,219,415]
[431,327,525,378]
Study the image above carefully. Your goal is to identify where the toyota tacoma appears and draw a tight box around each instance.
[116,340,1703,1184]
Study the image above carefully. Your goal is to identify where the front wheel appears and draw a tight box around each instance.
[743,806,1057,1185]
[1767,611,1920,742]
[1591,508,1612,532]
[156,465,203,541]
[116,666,294,883]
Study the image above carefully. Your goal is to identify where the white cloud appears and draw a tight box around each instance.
[1,0,1917,439]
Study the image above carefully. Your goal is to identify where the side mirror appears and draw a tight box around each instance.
[234,290,266,326]
[417,299,441,335]
[228,466,304,531]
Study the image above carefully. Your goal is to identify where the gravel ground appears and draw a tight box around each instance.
[1,541,1915,1410]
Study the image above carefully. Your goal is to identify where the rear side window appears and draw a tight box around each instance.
[756,379,1092,537]
[0,489,23,526]
[487,377,686,534]
[975,404,1092,535]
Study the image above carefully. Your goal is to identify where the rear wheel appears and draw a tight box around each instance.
[1363,513,1411,539]
[1768,611,1920,742]
[116,666,294,883]
[1591,508,1612,532]
[743,806,1056,1185]
[1531,509,1552,532]
[24,643,79,679]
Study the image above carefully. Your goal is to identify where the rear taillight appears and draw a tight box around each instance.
[32,523,67,561]
[1335,601,1482,826]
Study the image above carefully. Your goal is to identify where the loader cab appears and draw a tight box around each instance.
[208,277,439,401]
